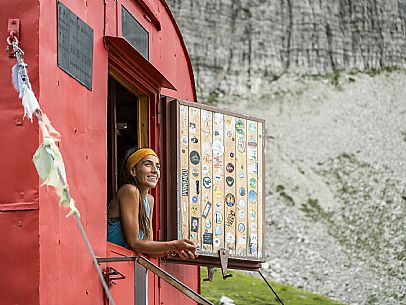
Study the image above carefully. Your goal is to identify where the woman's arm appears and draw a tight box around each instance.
[119,185,197,258]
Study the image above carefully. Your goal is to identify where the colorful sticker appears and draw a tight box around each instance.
[225,193,235,207]
[237,137,246,153]
[203,233,213,245]
[192,168,199,177]
[235,119,244,134]
[192,196,198,203]
[215,226,222,236]
[190,150,200,165]
[189,122,196,133]
[191,217,199,232]
[226,210,236,227]
[248,190,257,203]
[226,233,234,243]
[212,140,224,156]
[214,212,223,224]
[239,210,246,219]
[181,169,188,196]
[238,223,245,233]
[226,176,235,187]
[226,163,234,173]
[248,137,257,148]
[238,170,245,179]
[249,178,257,188]
[248,122,257,132]
[249,210,256,221]
[182,136,188,144]
[202,201,212,218]
[239,187,246,196]
[203,176,212,189]
[238,199,246,209]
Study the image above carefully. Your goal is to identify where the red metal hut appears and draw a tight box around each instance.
[0,1,265,305]
[1,0,198,304]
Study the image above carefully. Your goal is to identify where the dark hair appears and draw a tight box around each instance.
[119,147,150,239]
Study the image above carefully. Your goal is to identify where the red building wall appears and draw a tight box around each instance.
[1,0,198,304]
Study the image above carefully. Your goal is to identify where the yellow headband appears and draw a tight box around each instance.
[126,148,159,173]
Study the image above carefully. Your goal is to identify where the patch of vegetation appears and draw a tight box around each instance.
[300,198,333,222]
[205,90,223,106]
[200,268,347,305]
[307,71,341,88]
[280,192,295,206]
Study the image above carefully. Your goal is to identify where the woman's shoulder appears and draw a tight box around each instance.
[118,184,140,198]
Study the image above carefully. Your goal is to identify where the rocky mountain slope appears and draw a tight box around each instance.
[166,1,406,304]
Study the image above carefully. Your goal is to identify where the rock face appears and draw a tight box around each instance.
[167,0,406,99]
[166,1,406,305]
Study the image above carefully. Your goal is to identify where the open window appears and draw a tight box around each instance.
[107,74,150,204]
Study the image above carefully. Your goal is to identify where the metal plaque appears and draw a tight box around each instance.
[121,6,149,60]
[57,1,94,90]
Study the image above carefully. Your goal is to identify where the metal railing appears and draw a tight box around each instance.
[97,255,214,305]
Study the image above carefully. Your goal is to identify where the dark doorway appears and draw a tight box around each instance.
[107,75,139,204]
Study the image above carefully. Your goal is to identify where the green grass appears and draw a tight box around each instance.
[200,268,346,305]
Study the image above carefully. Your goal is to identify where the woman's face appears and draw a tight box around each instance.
[131,155,160,189]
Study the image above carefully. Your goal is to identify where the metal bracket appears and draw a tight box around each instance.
[202,266,214,282]
[103,266,126,288]
[6,19,20,58]
[218,248,233,279]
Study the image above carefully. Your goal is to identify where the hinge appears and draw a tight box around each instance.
[103,266,126,288]
[156,100,161,126]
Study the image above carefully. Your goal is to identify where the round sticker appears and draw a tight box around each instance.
[203,176,212,189]
[226,233,234,243]
[230,152,234,158]
[248,137,257,148]
[190,137,199,144]
[235,119,244,134]
[239,187,246,196]
[238,199,246,209]
[205,219,212,228]
[212,140,224,156]
[213,238,220,246]
[226,163,234,173]
[238,223,245,233]
[214,212,223,224]
[225,193,235,207]
[189,123,196,133]
[182,136,188,144]
[248,190,257,203]
[226,176,234,187]
[189,150,200,165]
[192,196,198,203]
[202,164,209,174]
[249,178,257,188]
[248,122,257,132]
[239,210,246,219]
[192,168,199,177]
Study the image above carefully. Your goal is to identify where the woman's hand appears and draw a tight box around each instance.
[170,239,198,260]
